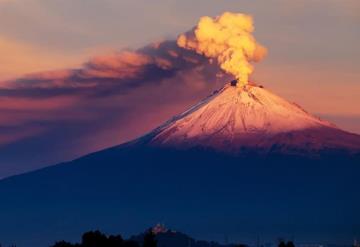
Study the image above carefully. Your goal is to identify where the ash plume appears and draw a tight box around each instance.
[177,12,267,86]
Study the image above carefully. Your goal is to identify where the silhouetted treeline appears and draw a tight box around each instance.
[51,230,155,247]
[2,232,297,247]
[278,240,295,247]
[49,228,280,247]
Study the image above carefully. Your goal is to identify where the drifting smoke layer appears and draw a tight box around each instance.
[177,12,267,86]
[0,39,227,176]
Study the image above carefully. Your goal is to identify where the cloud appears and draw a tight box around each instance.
[1,39,225,98]
[0,38,230,177]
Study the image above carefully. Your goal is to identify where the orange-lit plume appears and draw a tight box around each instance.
[177,12,267,86]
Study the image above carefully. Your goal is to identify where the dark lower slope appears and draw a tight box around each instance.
[145,126,360,157]
[0,145,359,247]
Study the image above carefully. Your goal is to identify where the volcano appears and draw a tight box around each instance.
[0,82,359,247]
[134,82,360,156]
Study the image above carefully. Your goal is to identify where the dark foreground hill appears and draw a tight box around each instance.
[0,144,359,247]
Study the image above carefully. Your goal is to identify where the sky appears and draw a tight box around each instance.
[0,0,359,177]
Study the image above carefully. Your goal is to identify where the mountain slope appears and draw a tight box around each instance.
[0,82,359,247]
[137,83,360,155]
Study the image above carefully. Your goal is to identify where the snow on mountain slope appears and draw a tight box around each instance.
[136,82,360,155]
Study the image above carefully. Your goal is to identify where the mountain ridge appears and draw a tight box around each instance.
[127,82,360,157]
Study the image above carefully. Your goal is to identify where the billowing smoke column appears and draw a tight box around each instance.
[177,12,267,86]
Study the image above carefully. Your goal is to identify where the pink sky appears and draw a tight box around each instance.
[0,0,359,177]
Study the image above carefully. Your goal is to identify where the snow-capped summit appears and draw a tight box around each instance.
[138,81,360,155]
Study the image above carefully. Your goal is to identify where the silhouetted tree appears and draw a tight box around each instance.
[278,239,295,247]
[123,240,140,247]
[82,231,108,247]
[278,240,287,247]
[51,230,138,247]
[51,241,76,247]
[108,234,124,247]
[286,241,295,247]
[143,231,157,247]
